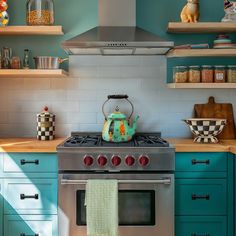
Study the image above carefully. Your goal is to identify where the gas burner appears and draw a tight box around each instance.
[65,135,101,147]
[135,134,169,147]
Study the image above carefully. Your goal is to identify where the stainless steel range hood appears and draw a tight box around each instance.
[62,0,174,55]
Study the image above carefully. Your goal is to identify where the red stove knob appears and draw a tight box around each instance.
[139,155,150,167]
[111,155,121,166]
[97,155,108,167]
[83,155,94,166]
[125,155,135,166]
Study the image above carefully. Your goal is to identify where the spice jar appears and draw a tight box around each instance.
[189,66,201,83]
[37,106,55,141]
[173,66,188,83]
[11,56,21,69]
[227,65,236,83]
[26,0,54,26]
[201,65,214,83]
[214,66,226,83]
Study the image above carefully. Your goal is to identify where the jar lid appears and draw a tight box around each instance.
[202,65,213,68]
[214,65,226,68]
[37,106,55,118]
[174,66,188,68]
[189,65,200,69]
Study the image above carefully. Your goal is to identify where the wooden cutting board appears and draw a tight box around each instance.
[194,96,236,139]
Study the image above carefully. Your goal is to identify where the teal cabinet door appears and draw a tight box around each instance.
[176,152,227,173]
[176,216,227,236]
[4,178,57,215]
[175,179,227,215]
[4,215,57,236]
[3,153,57,178]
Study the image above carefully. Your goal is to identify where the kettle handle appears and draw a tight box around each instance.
[102,94,134,121]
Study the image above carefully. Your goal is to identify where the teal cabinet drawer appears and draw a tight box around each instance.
[176,179,227,215]
[4,179,57,214]
[176,216,227,236]
[3,153,57,177]
[4,215,57,236]
[176,152,227,172]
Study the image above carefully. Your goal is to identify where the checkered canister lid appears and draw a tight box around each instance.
[37,106,55,141]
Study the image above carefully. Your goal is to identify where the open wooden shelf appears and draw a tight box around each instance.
[167,49,236,58]
[0,69,68,78]
[0,26,64,35]
[167,22,236,33]
[167,83,236,89]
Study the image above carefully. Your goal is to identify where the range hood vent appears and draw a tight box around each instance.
[62,0,174,55]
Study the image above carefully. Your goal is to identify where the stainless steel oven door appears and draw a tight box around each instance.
[58,173,174,236]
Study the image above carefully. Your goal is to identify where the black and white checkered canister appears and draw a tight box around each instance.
[37,107,55,141]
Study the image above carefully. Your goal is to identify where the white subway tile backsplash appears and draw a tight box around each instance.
[71,66,99,78]
[0,113,9,124]
[0,55,236,138]
[67,112,97,124]
[51,101,79,113]
[24,78,51,90]
[80,101,100,112]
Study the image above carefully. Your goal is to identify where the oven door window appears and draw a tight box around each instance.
[77,190,155,226]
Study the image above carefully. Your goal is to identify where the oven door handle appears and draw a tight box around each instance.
[60,178,171,185]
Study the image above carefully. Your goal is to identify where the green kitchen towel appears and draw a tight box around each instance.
[85,179,118,236]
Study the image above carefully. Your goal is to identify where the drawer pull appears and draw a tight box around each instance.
[20,194,39,200]
[20,234,39,236]
[192,159,210,165]
[192,194,210,200]
[20,159,39,165]
[192,234,210,236]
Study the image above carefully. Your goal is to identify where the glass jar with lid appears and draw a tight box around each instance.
[214,65,226,83]
[189,65,201,83]
[227,65,236,83]
[26,0,54,25]
[173,66,188,83]
[201,65,214,83]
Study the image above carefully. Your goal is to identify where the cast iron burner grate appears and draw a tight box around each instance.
[64,133,169,148]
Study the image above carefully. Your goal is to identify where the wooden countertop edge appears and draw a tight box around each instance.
[0,138,65,153]
[0,138,236,154]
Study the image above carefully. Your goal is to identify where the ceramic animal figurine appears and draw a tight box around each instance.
[180,0,199,23]
[0,0,9,26]
[222,0,236,22]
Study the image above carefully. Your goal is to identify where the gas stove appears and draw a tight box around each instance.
[63,132,169,147]
[57,132,175,172]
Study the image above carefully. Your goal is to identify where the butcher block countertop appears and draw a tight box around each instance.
[0,138,65,153]
[0,138,236,154]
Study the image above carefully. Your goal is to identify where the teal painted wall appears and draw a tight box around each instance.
[136,0,236,83]
[1,1,236,74]
[0,0,98,69]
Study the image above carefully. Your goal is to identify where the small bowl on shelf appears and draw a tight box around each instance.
[183,118,227,143]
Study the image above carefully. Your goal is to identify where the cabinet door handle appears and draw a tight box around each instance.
[192,234,210,236]
[192,194,210,200]
[20,194,39,200]
[192,159,210,165]
[20,234,39,236]
[20,159,39,165]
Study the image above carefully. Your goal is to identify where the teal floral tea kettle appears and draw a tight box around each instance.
[102,95,139,143]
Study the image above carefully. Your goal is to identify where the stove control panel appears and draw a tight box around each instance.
[80,153,171,170]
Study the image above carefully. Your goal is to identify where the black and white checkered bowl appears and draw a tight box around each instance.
[183,118,227,143]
